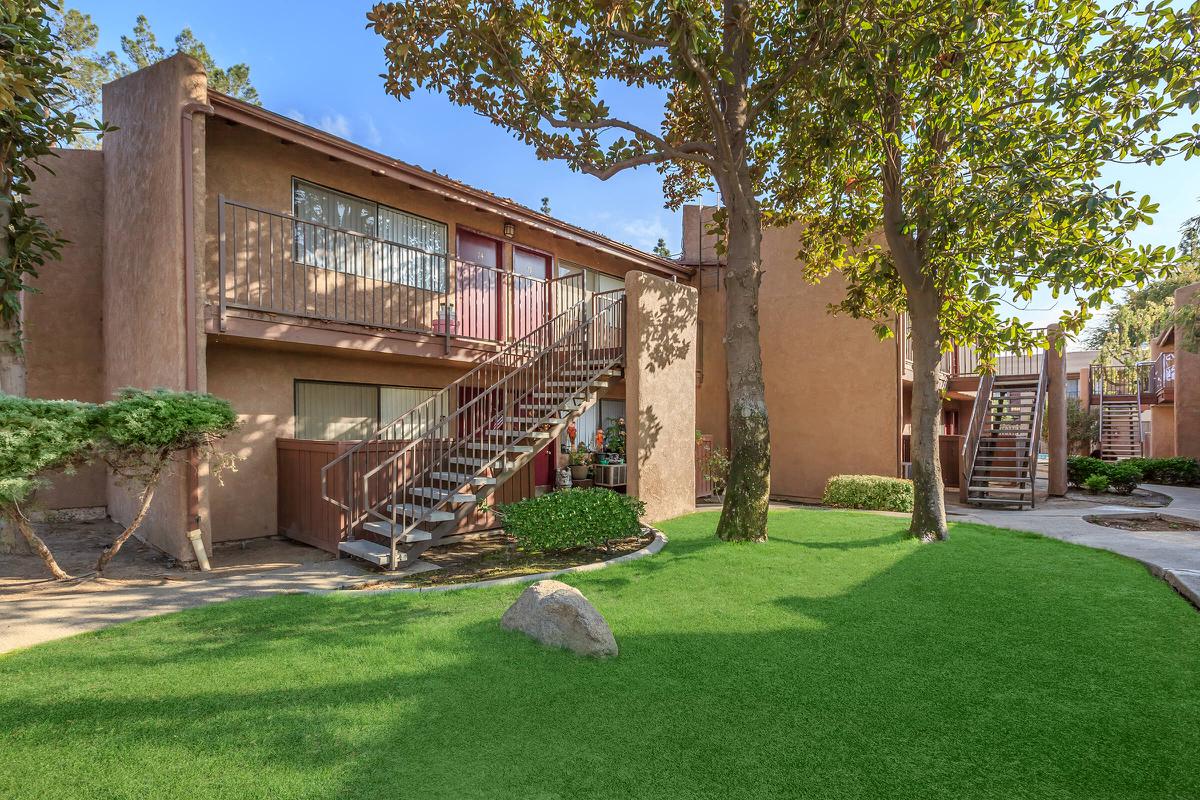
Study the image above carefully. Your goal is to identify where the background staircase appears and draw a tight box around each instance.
[960,361,1048,509]
[1099,400,1143,461]
[321,291,626,570]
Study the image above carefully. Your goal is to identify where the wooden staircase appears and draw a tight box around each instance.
[960,360,1048,509]
[322,291,626,570]
[1099,400,1143,461]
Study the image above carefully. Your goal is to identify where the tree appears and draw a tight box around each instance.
[52,8,261,145]
[1,0,102,399]
[776,0,1198,540]
[92,389,237,574]
[654,237,673,258]
[1083,263,1200,364]
[370,0,858,541]
[0,396,95,577]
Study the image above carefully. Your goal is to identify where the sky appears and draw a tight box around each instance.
[72,1,1200,329]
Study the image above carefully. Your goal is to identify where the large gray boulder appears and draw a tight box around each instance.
[500,580,618,658]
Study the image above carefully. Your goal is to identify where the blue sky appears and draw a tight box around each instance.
[74,1,1199,328]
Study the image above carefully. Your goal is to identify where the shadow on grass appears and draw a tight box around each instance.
[2,514,1198,799]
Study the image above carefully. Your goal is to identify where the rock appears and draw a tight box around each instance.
[500,580,618,658]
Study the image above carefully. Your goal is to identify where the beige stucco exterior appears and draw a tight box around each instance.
[625,272,698,523]
[24,151,108,511]
[1173,283,1200,460]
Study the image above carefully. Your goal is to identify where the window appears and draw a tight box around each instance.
[294,380,448,441]
[1067,378,1079,400]
[292,179,448,291]
[563,399,626,451]
[558,261,625,294]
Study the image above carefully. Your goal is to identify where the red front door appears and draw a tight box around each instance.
[456,230,502,341]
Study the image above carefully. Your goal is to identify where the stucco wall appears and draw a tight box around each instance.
[202,121,652,311]
[1174,283,1200,459]
[205,340,469,541]
[101,54,207,561]
[24,150,108,510]
[1151,404,1175,458]
[693,265,729,447]
[625,272,698,523]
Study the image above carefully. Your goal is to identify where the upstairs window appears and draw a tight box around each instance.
[292,179,448,292]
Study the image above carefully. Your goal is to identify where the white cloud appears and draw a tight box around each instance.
[317,113,353,139]
[284,109,306,124]
[615,217,671,252]
[361,115,383,148]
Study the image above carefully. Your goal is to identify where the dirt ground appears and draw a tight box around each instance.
[0,517,336,598]
[1085,513,1200,533]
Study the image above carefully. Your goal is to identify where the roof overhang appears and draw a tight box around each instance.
[207,92,690,280]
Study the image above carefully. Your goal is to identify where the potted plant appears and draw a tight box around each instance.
[568,443,591,482]
[604,417,626,463]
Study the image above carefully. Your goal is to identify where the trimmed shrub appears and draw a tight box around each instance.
[93,389,238,463]
[822,475,914,513]
[1083,473,1110,494]
[1124,457,1200,486]
[0,396,97,506]
[1105,463,1143,495]
[499,488,646,552]
[1067,456,1107,488]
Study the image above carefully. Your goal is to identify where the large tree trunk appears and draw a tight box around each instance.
[96,480,157,574]
[4,508,73,581]
[906,295,949,541]
[715,188,770,542]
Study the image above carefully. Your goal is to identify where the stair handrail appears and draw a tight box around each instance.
[1026,351,1050,509]
[320,285,588,515]
[1134,362,1146,457]
[959,371,995,504]
[356,291,626,546]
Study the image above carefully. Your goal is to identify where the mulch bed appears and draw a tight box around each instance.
[1065,487,1173,508]
[351,529,654,590]
[1085,513,1200,533]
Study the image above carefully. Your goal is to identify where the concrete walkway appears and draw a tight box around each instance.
[953,484,1200,608]
[0,559,382,655]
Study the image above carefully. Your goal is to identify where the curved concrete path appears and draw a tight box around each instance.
[953,484,1200,608]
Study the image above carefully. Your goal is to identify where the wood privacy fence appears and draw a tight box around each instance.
[277,438,537,553]
[902,434,963,488]
[696,434,715,498]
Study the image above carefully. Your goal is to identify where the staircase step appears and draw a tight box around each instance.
[966,497,1033,507]
[363,520,438,540]
[468,442,535,454]
[451,455,505,469]
[408,486,478,503]
[338,539,396,566]
[545,380,608,389]
[504,415,564,425]
[969,485,1031,493]
[382,504,456,523]
[518,403,579,413]
[431,471,497,485]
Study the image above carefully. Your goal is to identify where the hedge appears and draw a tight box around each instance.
[1124,457,1200,486]
[822,475,914,513]
[499,488,646,552]
[1066,455,1146,495]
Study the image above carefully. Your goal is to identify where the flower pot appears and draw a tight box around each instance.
[570,464,590,481]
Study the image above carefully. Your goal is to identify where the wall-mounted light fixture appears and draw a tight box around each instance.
[503,220,516,238]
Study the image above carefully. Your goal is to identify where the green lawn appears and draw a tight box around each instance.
[3,510,1198,799]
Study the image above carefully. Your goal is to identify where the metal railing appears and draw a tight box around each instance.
[321,290,625,560]
[899,316,1047,378]
[217,197,585,346]
[1142,352,1175,398]
[1089,363,1151,399]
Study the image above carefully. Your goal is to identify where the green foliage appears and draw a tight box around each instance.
[702,446,730,497]
[1084,264,1200,364]
[0,395,95,505]
[1068,455,1145,494]
[567,443,590,467]
[1067,399,1100,454]
[1125,456,1200,486]
[1068,456,1108,488]
[51,8,261,146]
[1105,463,1143,495]
[1,0,106,343]
[499,488,645,552]
[1084,473,1111,494]
[603,416,626,456]
[822,475,914,513]
[93,389,237,482]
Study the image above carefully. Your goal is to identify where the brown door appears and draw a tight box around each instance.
[512,247,551,341]
[456,230,502,341]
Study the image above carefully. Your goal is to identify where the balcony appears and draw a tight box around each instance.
[900,315,1045,382]
[215,197,585,350]
[1089,355,1173,405]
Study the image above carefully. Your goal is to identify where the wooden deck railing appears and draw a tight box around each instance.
[217,196,585,345]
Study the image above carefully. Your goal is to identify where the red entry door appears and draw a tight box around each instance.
[456,230,502,341]
[512,247,551,341]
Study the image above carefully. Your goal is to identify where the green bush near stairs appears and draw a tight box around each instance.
[822,475,914,513]
[1067,456,1143,494]
[498,488,646,552]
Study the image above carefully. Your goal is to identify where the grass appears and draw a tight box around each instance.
[2,509,1198,800]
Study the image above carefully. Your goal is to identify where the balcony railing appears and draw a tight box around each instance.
[901,315,1046,378]
[1143,352,1175,398]
[217,197,585,346]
